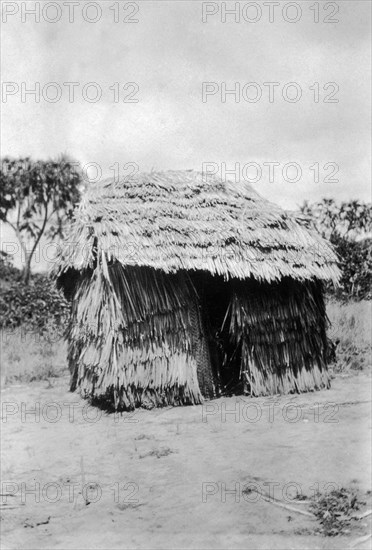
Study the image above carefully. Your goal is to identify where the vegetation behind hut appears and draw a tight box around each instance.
[300,199,372,300]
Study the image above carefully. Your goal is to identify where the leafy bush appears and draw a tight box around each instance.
[0,276,69,330]
[0,255,69,331]
[301,199,372,301]
[0,254,70,386]
[331,236,372,301]
[0,251,21,283]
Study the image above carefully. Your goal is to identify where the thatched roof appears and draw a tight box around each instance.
[54,170,340,283]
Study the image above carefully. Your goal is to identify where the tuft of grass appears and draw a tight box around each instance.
[310,487,366,536]
[327,300,371,373]
[1,323,68,386]
[139,447,176,459]
[134,434,154,441]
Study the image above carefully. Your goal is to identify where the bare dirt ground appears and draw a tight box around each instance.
[1,372,371,550]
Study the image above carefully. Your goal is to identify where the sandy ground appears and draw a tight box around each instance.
[1,372,371,550]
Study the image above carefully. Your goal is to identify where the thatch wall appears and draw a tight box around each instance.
[67,262,215,410]
[226,278,330,395]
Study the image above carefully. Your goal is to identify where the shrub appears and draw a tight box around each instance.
[330,236,372,301]
[0,275,69,331]
[0,251,21,283]
[0,255,69,331]
[300,199,372,301]
[0,254,70,385]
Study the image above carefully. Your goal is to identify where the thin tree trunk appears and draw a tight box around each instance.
[22,255,32,284]
[18,204,51,285]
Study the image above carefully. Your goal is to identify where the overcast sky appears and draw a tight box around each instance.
[1,0,371,267]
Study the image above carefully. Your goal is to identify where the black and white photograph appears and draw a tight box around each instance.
[1,1,371,548]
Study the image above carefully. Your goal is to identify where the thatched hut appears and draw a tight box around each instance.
[54,170,340,410]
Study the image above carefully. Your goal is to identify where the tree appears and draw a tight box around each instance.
[300,199,372,240]
[300,199,372,300]
[0,156,81,284]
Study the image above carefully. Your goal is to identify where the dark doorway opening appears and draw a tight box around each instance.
[189,271,242,396]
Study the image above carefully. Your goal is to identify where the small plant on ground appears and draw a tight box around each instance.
[310,487,365,536]
[139,447,176,459]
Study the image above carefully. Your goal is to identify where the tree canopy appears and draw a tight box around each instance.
[0,156,81,283]
[301,199,372,300]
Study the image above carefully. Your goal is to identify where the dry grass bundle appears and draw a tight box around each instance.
[226,278,330,396]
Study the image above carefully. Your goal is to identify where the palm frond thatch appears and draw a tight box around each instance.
[67,263,214,410]
[225,279,330,396]
[53,170,340,284]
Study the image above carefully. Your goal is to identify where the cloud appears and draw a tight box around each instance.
[1,0,370,209]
